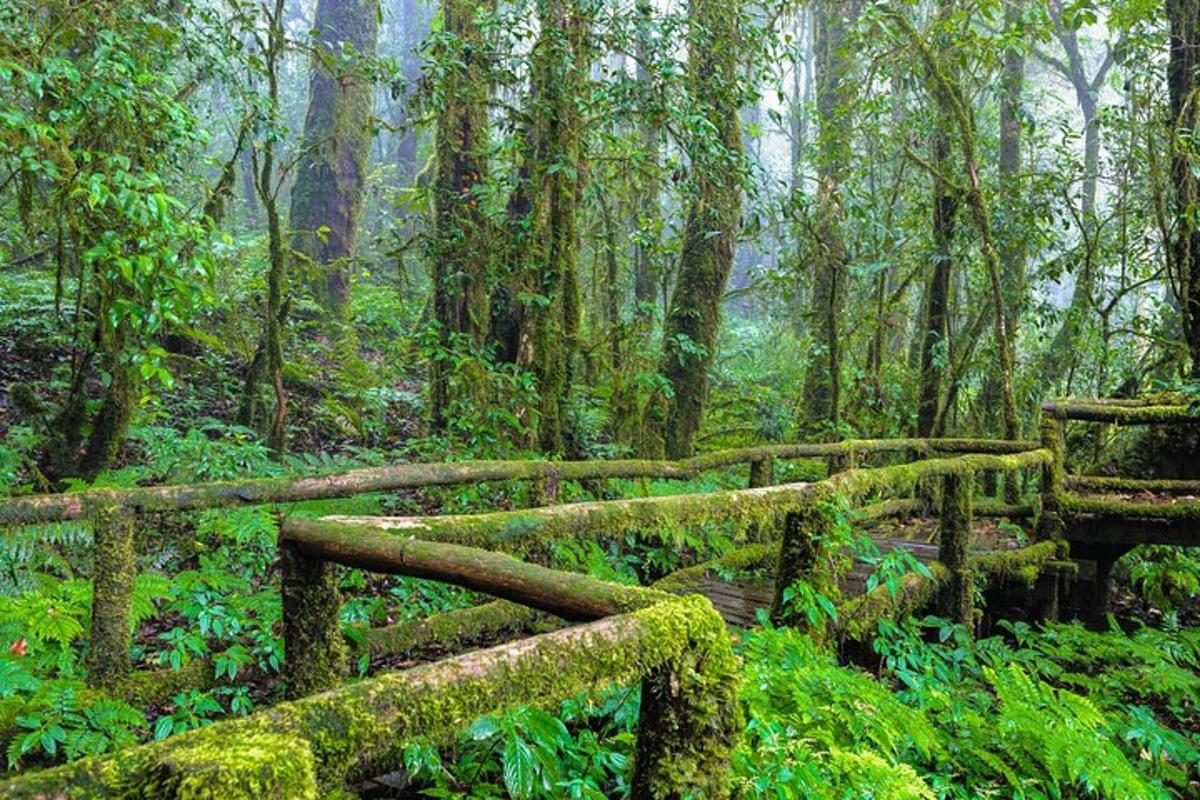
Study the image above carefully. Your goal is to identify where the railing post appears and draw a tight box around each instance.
[746,457,776,543]
[770,504,827,624]
[631,619,739,799]
[748,456,774,489]
[281,542,347,699]
[937,470,973,627]
[1038,411,1066,540]
[828,444,856,476]
[87,504,139,689]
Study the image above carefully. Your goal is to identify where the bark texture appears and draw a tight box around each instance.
[289,0,379,324]
[650,0,744,458]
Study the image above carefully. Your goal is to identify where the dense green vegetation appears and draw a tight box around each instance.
[2,0,1200,796]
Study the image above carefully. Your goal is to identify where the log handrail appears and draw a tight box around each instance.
[0,588,739,799]
[0,437,1039,527]
[1041,399,1200,424]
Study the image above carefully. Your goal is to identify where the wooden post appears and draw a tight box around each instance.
[748,456,774,488]
[746,457,775,542]
[631,657,739,800]
[828,445,856,476]
[937,470,973,626]
[1038,411,1066,540]
[770,504,827,624]
[281,542,347,699]
[87,505,139,689]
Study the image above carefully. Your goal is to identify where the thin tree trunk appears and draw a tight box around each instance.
[1168,0,1200,375]
[917,112,955,438]
[429,0,494,429]
[510,0,592,454]
[799,0,859,434]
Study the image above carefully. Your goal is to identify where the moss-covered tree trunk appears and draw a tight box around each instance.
[87,506,139,689]
[799,0,859,434]
[499,0,592,455]
[1168,0,1200,376]
[647,0,744,459]
[288,0,379,327]
[993,0,1026,502]
[429,0,495,429]
[916,104,955,439]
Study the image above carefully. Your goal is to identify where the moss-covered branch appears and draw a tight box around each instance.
[283,523,666,621]
[1061,493,1200,520]
[303,450,1050,554]
[358,600,547,661]
[837,540,1061,641]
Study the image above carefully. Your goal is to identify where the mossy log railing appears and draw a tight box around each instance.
[1040,399,1200,541]
[1,549,740,800]
[1039,398,1200,617]
[0,437,1038,527]
[292,448,1052,635]
[291,450,1051,553]
[0,436,1029,692]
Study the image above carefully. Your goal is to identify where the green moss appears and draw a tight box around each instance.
[652,543,778,594]
[152,733,317,800]
[1037,414,1066,540]
[115,660,214,708]
[1,593,738,799]
[838,540,1063,642]
[970,540,1060,584]
[937,471,973,624]
[86,504,138,689]
[770,501,832,625]
[359,600,545,660]
[281,544,348,699]
[838,564,949,641]
[1061,493,1200,520]
[1042,399,1200,424]
[858,498,921,520]
[1067,475,1200,494]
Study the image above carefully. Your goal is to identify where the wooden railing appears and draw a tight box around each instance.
[1040,396,1200,542]
[0,436,1034,691]
[0,555,740,798]
[0,438,1055,796]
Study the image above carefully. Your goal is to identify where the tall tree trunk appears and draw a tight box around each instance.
[788,7,812,340]
[917,108,955,438]
[429,0,494,429]
[1040,0,1113,384]
[288,0,379,325]
[504,0,592,455]
[890,5,1020,448]
[995,0,1026,499]
[240,0,289,453]
[632,0,661,321]
[646,0,743,459]
[799,0,858,434]
[1168,0,1200,375]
